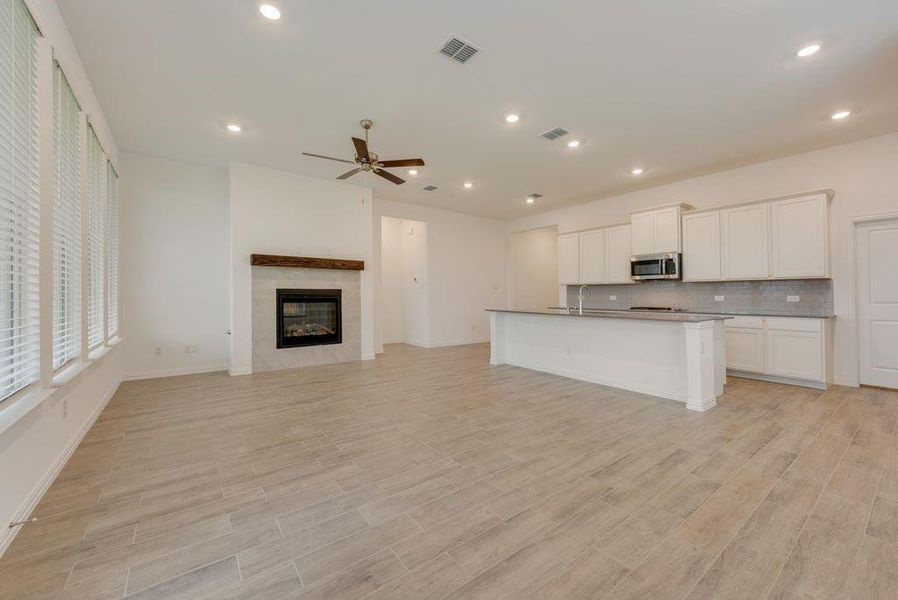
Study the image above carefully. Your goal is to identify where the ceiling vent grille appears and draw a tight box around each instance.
[438,37,480,64]
[422,185,438,191]
[527,193,543,200]
[540,128,569,140]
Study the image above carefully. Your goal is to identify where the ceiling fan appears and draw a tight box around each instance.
[302,119,425,185]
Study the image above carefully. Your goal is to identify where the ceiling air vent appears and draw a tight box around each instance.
[422,185,438,191]
[438,37,480,64]
[540,128,569,140]
[527,193,543,200]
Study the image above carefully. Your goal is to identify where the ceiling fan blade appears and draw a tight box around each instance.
[302,152,356,164]
[352,137,370,161]
[378,158,425,168]
[336,168,361,180]
[374,169,405,185]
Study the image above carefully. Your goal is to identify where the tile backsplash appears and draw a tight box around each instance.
[565,279,833,317]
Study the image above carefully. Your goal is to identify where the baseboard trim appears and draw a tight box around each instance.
[831,376,860,388]
[426,338,490,348]
[122,364,227,381]
[0,377,121,559]
[727,370,827,390]
[361,353,376,361]
[228,367,252,377]
[496,357,688,404]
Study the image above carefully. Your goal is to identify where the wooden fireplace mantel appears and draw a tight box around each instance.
[250,254,365,271]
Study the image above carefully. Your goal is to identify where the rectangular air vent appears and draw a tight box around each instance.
[438,37,480,64]
[422,185,438,191]
[540,128,569,140]
[527,193,543,199]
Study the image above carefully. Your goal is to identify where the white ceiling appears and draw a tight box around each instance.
[56,0,898,220]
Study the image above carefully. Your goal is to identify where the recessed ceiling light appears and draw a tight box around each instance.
[226,123,242,133]
[631,167,643,175]
[407,169,418,176]
[259,4,281,20]
[797,43,820,58]
[505,113,520,124]
[831,110,851,120]
[464,182,473,189]
[525,196,535,204]
[567,140,581,148]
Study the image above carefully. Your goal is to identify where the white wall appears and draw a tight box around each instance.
[380,217,405,344]
[1,0,122,557]
[120,152,230,379]
[401,221,429,347]
[508,226,558,310]
[229,163,375,373]
[374,199,507,352]
[508,131,898,386]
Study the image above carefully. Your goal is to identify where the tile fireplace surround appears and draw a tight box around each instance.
[252,266,361,373]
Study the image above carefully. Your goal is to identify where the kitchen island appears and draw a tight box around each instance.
[487,308,732,411]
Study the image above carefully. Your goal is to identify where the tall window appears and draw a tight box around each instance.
[52,64,81,369]
[0,0,40,400]
[106,162,118,338]
[86,126,106,349]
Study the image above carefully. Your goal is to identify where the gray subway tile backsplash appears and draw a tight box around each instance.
[564,279,833,317]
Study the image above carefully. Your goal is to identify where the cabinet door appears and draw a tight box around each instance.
[771,195,828,278]
[725,327,764,373]
[578,230,605,284]
[682,211,721,281]
[604,224,633,283]
[653,207,681,253]
[765,328,824,381]
[631,212,655,255]
[722,203,769,279]
[557,233,580,285]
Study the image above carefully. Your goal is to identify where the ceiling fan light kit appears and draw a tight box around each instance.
[303,119,425,185]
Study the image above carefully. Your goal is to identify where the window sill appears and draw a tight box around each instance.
[52,360,91,388]
[88,345,111,362]
[0,386,55,436]
[107,336,124,347]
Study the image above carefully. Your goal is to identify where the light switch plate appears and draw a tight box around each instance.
[714,295,725,302]
[787,295,800,303]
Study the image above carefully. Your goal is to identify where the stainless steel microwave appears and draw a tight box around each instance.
[630,252,681,280]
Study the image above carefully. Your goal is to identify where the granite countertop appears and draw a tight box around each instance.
[547,307,835,319]
[486,308,732,323]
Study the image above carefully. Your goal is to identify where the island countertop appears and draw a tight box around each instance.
[486,308,732,323]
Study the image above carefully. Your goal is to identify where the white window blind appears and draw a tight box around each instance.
[86,126,105,349]
[52,64,81,369]
[106,161,118,337]
[0,0,40,400]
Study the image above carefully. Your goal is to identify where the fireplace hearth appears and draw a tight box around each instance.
[276,289,342,349]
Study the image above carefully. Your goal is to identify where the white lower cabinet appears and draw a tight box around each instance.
[725,316,828,387]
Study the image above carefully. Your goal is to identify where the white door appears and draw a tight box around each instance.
[605,224,633,283]
[857,219,898,388]
[557,233,580,285]
[771,195,828,278]
[722,203,769,279]
[631,212,655,255]
[578,230,605,284]
[653,207,681,253]
[682,211,721,281]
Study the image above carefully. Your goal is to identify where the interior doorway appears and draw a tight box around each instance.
[507,225,558,310]
[856,217,898,389]
[381,217,429,347]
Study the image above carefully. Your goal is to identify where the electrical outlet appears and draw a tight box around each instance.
[153,346,161,356]
[714,295,725,302]
[787,295,800,303]
[609,295,617,301]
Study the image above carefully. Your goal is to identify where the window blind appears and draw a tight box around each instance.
[106,161,118,337]
[86,126,105,349]
[0,0,40,400]
[52,64,81,369]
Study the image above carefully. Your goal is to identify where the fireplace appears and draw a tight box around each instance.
[276,289,342,349]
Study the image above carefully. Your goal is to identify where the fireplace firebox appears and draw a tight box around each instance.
[276,289,342,349]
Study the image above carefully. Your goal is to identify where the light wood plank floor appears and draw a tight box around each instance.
[2,343,897,599]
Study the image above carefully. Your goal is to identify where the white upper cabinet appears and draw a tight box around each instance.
[722,203,769,280]
[682,211,721,281]
[604,224,633,284]
[557,233,580,285]
[770,194,828,278]
[578,230,605,284]
[631,206,682,255]
[630,212,655,255]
